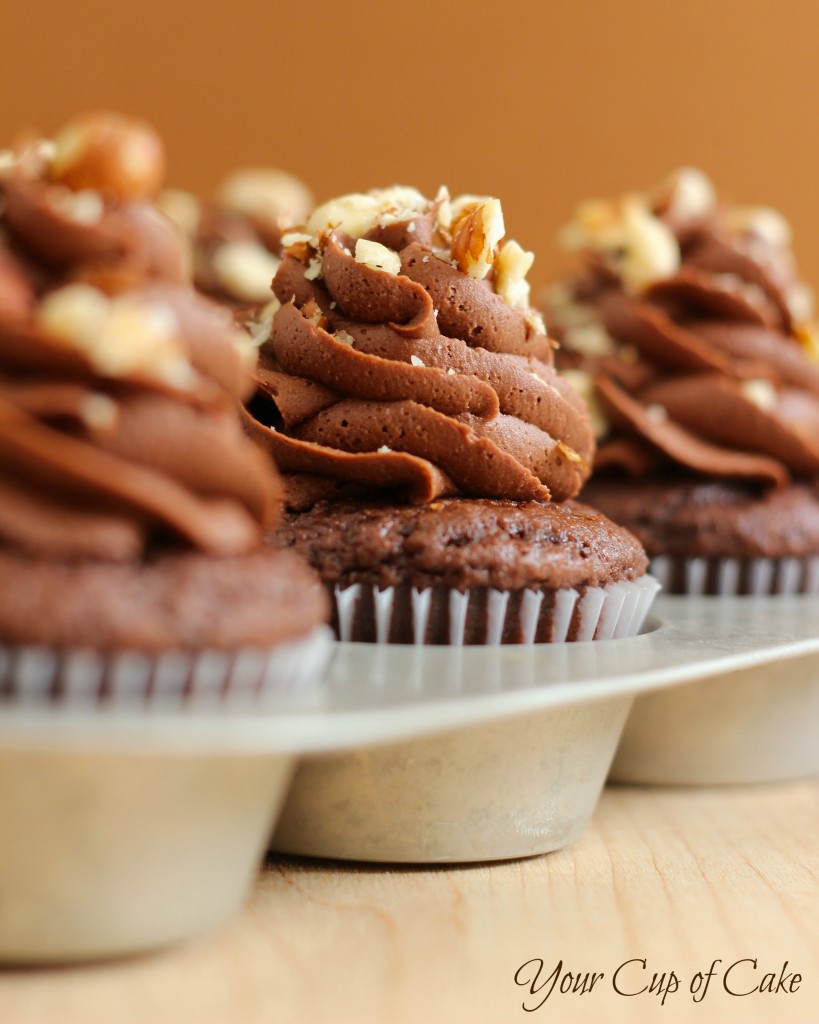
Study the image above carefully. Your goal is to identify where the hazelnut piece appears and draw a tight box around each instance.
[50,112,166,200]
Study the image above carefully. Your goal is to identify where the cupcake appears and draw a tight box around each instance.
[242,186,658,643]
[546,168,819,595]
[158,167,313,307]
[0,112,329,699]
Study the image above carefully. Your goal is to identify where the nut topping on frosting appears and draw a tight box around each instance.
[559,195,680,293]
[450,198,505,279]
[495,240,535,310]
[217,167,314,230]
[38,285,196,389]
[50,111,166,200]
[0,113,190,288]
[243,184,594,509]
[725,205,792,251]
[157,167,314,307]
[739,377,778,411]
[546,168,819,488]
[648,167,717,222]
[354,239,401,275]
[211,239,282,303]
[307,186,428,239]
[0,113,282,560]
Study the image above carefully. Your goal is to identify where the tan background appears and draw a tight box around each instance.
[2,0,819,295]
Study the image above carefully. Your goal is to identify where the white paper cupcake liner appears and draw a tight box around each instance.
[332,575,660,645]
[650,555,819,596]
[0,626,334,706]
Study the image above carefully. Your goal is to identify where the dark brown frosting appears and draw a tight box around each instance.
[547,168,819,489]
[244,187,594,508]
[0,115,281,562]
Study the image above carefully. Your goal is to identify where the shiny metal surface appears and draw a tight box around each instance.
[2,594,817,950]
[0,749,293,963]
[273,696,633,863]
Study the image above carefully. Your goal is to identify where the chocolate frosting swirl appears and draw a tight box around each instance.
[0,116,281,561]
[547,168,819,490]
[243,187,594,508]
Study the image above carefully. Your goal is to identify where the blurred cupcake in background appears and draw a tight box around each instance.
[243,185,657,644]
[545,168,819,595]
[158,167,313,308]
[0,112,329,699]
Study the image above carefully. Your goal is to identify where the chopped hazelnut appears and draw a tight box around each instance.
[560,196,680,293]
[726,205,792,250]
[649,167,716,221]
[307,186,429,239]
[50,112,166,200]
[450,198,505,279]
[495,239,534,310]
[739,378,778,411]
[211,240,280,303]
[354,238,401,275]
[38,285,195,389]
[217,168,314,229]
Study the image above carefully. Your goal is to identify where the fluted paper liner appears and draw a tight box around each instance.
[332,576,660,645]
[0,626,333,705]
[650,556,819,596]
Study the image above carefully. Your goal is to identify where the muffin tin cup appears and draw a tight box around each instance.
[0,745,295,963]
[273,576,660,864]
[332,575,661,645]
[271,593,819,862]
[651,554,819,596]
[272,695,634,863]
[0,627,334,705]
[0,627,333,964]
[609,649,819,785]
[610,594,819,785]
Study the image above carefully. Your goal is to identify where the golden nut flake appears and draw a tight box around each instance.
[449,198,505,279]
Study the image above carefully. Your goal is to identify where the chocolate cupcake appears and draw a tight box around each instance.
[0,112,329,699]
[243,186,657,643]
[158,167,313,307]
[546,168,819,595]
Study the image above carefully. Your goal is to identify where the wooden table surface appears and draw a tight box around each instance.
[1,781,817,1024]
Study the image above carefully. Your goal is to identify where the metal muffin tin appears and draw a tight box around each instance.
[2,594,818,960]
[609,595,819,784]
[271,593,819,861]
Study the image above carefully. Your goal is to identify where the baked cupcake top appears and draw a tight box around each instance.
[278,498,648,591]
[0,112,281,563]
[158,168,313,306]
[243,186,595,509]
[545,168,819,489]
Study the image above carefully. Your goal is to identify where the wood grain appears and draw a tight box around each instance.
[1,782,817,1024]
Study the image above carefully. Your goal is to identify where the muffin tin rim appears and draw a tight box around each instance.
[1,594,818,754]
